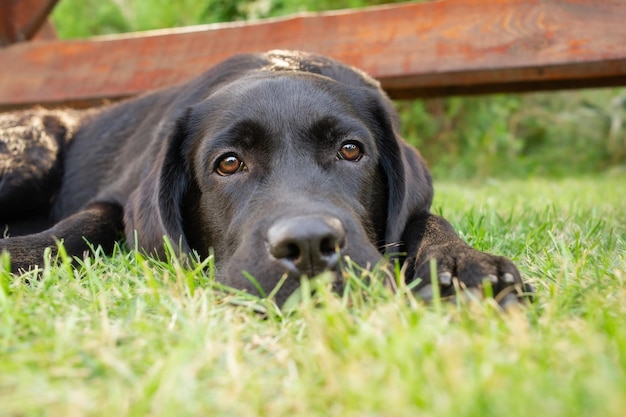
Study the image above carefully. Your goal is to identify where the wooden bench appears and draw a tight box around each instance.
[1,0,625,111]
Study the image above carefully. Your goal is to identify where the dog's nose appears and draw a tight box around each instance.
[267,215,346,276]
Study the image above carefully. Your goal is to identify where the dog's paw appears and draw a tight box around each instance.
[409,246,533,307]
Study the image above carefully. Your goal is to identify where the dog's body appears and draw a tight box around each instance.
[0,50,529,303]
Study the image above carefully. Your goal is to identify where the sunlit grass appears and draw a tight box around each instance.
[1,175,624,416]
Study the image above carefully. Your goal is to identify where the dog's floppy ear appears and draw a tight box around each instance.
[124,109,196,257]
[369,95,433,254]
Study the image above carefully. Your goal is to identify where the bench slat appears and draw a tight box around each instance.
[0,0,58,45]
[1,0,625,109]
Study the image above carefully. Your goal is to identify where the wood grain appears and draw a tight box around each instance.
[0,0,58,45]
[1,0,625,109]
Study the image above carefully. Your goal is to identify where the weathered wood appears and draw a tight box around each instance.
[32,20,57,41]
[1,0,625,109]
[0,0,58,45]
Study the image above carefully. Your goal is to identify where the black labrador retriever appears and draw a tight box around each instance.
[0,50,531,304]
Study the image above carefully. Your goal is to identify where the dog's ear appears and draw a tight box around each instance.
[368,95,433,254]
[124,109,196,257]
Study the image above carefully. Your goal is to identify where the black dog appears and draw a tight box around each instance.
[0,50,531,304]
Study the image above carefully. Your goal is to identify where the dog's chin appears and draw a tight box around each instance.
[219,261,332,305]
[219,248,384,306]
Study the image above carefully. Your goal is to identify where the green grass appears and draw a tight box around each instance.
[1,175,624,417]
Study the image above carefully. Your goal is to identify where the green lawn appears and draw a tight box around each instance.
[1,175,623,417]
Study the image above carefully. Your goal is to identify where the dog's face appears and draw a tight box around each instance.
[125,61,432,303]
[180,74,389,299]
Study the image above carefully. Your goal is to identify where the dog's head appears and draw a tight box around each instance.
[125,51,433,303]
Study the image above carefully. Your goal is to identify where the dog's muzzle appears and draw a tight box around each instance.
[266,215,346,277]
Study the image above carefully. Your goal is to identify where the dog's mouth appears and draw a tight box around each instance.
[218,252,391,308]
[216,207,384,306]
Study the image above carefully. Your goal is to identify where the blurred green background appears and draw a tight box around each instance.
[51,0,626,180]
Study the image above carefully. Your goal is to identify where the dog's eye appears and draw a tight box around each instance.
[337,142,363,162]
[216,154,247,176]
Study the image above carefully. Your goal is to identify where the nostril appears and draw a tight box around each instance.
[285,242,301,261]
[320,236,339,256]
[269,240,302,261]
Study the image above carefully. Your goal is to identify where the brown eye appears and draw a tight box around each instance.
[216,154,246,176]
[337,142,363,162]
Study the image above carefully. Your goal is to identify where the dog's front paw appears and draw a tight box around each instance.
[408,245,533,307]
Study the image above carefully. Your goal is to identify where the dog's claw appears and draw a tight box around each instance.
[417,284,433,301]
[438,271,452,286]
[499,292,521,309]
[467,287,482,298]
[503,272,515,284]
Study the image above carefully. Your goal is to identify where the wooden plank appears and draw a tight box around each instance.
[32,20,57,42]
[1,0,626,109]
[0,0,59,45]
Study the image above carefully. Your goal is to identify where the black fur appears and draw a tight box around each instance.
[0,50,531,304]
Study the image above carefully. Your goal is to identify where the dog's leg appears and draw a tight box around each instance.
[0,202,124,272]
[403,213,533,305]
